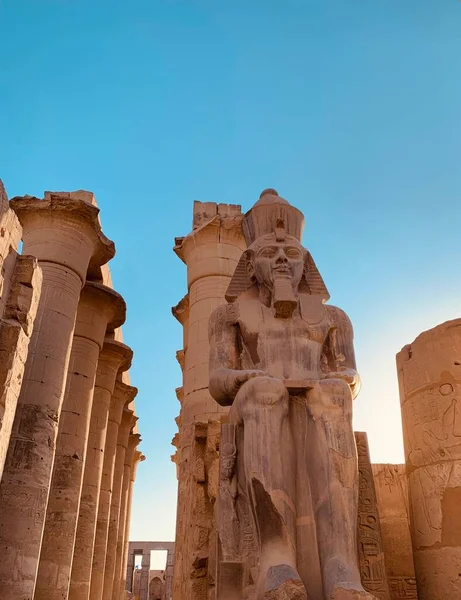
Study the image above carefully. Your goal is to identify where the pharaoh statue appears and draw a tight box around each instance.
[209,190,377,600]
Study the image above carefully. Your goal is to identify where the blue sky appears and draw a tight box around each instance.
[1,0,461,553]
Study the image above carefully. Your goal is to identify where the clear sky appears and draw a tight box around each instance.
[1,0,461,560]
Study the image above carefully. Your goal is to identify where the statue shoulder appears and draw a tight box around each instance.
[209,302,239,334]
[324,304,353,329]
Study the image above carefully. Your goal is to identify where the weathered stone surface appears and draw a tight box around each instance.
[0,192,115,600]
[355,433,390,600]
[397,320,461,600]
[209,190,373,600]
[0,254,42,479]
[372,464,417,600]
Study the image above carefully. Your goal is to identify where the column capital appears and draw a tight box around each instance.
[125,433,142,467]
[99,338,133,372]
[174,215,245,270]
[117,409,138,447]
[109,381,137,426]
[10,193,115,282]
[75,282,126,348]
[172,294,189,324]
[131,450,145,481]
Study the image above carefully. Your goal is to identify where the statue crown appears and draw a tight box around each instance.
[243,189,305,246]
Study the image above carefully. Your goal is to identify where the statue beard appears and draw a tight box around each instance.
[252,259,302,319]
[272,273,298,318]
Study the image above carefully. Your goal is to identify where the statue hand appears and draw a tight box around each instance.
[235,369,271,387]
[210,368,272,405]
[321,368,358,386]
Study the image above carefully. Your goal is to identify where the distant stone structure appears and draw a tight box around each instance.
[126,541,175,600]
[0,181,143,600]
[171,189,461,599]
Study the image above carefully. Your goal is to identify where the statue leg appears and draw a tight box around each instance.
[306,379,377,600]
[229,377,307,600]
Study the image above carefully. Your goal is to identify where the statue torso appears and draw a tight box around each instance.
[233,290,334,381]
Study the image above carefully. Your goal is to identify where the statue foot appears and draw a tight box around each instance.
[330,585,378,600]
[264,564,308,600]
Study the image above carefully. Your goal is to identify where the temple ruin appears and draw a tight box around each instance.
[1,179,459,600]
[0,180,144,600]
[171,190,461,600]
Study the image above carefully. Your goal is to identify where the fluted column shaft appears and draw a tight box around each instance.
[34,283,125,600]
[89,382,135,600]
[102,408,137,600]
[121,451,145,598]
[69,340,132,600]
[114,433,141,600]
[0,194,114,600]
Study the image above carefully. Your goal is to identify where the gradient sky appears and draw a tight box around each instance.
[1,0,461,563]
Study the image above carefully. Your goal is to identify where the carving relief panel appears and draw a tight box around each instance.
[355,432,390,600]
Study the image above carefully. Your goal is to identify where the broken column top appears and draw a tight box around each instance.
[10,191,115,281]
[44,190,98,207]
[192,200,242,230]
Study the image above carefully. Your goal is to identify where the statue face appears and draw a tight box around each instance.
[249,236,305,292]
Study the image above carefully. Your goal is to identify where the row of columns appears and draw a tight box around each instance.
[0,192,143,600]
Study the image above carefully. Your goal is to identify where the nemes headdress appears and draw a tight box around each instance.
[225,189,330,303]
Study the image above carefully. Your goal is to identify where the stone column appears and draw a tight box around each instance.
[121,451,145,599]
[125,551,135,597]
[113,433,141,600]
[397,318,461,600]
[0,193,114,600]
[34,283,126,600]
[139,553,151,600]
[102,407,138,600]
[90,382,136,600]
[69,339,132,600]
[172,201,245,598]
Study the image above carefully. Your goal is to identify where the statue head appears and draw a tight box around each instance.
[225,189,330,317]
[246,230,306,317]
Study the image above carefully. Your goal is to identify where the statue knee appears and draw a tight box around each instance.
[235,376,288,418]
[318,378,353,416]
[247,376,287,404]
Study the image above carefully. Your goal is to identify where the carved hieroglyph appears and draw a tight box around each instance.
[397,320,461,600]
[372,464,417,600]
[210,190,378,600]
[355,433,390,600]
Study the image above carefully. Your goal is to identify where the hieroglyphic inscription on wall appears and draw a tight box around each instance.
[355,432,390,600]
[388,577,418,599]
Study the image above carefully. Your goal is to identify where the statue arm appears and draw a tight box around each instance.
[323,305,362,399]
[209,304,268,406]
[208,304,242,406]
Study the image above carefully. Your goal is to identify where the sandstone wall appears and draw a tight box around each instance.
[0,181,42,480]
[372,464,417,599]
